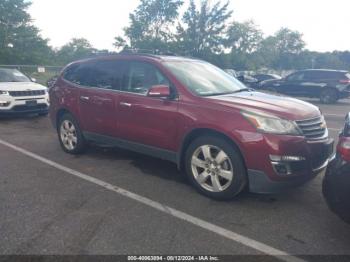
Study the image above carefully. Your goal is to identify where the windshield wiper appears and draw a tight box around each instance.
[232,88,253,93]
[202,88,254,97]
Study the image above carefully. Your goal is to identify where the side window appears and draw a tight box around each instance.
[63,61,127,90]
[63,63,97,87]
[287,72,304,81]
[123,62,170,94]
[306,71,325,81]
[303,71,314,81]
[92,61,127,90]
[62,64,80,83]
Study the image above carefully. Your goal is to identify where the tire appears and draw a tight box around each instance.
[185,135,247,200]
[57,113,87,154]
[323,177,350,224]
[320,89,338,104]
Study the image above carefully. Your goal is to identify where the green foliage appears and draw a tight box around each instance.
[226,20,263,54]
[115,0,183,51]
[55,38,97,65]
[1,0,350,72]
[0,0,53,65]
[177,0,232,57]
[257,28,306,70]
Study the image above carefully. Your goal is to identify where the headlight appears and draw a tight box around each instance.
[241,111,302,135]
[0,90,9,95]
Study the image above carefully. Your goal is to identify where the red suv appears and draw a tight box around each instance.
[49,54,334,200]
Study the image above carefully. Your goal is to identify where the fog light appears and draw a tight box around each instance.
[274,164,289,175]
[270,155,306,162]
[0,101,10,107]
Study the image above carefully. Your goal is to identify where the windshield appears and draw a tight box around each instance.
[164,61,247,96]
[0,68,31,83]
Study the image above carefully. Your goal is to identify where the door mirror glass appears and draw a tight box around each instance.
[147,85,171,98]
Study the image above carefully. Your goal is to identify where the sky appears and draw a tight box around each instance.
[29,0,350,52]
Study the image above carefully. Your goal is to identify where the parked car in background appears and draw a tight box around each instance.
[253,74,282,84]
[224,69,258,88]
[236,74,258,88]
[259,69,350,104]
[50,54,334,200]
[0,68,49,116]
[323,113,350,224]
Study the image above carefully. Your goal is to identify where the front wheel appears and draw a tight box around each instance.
[58,113,87,154]
[320,89,338,104]
[185,136,247,200]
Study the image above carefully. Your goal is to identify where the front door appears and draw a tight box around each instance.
[117,61,179,151]
[282,71,306,96]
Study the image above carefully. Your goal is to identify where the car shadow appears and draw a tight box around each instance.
[85,145,186,184]
[82,144,302,203]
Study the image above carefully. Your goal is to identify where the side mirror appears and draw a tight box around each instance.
[31,77,37,82]
[147,85,171,98]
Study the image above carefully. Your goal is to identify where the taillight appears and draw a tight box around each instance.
[337,137,350,162]
[339,79,350,84]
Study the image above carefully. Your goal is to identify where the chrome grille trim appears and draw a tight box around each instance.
[295,116,328,140]
[9,90,46,97]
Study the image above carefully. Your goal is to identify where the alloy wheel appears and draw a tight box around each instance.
[191,145,234,192]
[60,120,78,151]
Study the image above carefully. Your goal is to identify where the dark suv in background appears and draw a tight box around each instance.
[259,69,350,103]
[50,54,334,200]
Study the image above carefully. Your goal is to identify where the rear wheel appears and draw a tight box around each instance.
[185,136,247,200]
[58,113,87,154]
[320,89,338,104]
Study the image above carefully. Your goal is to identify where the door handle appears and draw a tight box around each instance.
[120,102,132,107]
[80,96,90,101]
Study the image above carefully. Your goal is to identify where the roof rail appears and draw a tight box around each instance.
[119,48,178,57]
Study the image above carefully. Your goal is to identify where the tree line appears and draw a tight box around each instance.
[1,0,350,71]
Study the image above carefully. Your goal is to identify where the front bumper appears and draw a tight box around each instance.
[0,95,49,116]
[249,153,334,194]
[239,130,335,193]
[0,103,49,116]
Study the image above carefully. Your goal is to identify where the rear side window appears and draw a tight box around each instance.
[62,61,127,90]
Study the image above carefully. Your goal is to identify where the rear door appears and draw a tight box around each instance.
[299,71,328,97]
[116,61,179,151]
[77,61,126,137]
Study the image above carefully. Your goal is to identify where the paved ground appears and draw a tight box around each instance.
[0,98,350,259]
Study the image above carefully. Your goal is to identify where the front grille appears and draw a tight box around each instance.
[9,90,46,97]
[296,116,327,140]
[12,104,48,112]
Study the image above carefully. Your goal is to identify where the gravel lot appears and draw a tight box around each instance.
[0,98,350,259]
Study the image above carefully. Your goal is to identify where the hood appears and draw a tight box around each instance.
[207,91,320,121]
[0,82,47,92]
[260,78,280,86]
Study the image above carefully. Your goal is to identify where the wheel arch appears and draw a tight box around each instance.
[320,87,340,102]
[56,108,80,130]
[177,128,247,171]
